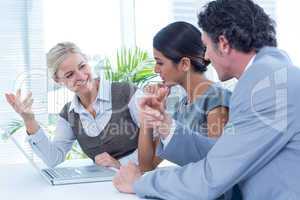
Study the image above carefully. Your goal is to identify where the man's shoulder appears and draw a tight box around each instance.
[235,47,295,88]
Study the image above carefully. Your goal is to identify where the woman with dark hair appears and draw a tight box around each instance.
[138,21,232,173]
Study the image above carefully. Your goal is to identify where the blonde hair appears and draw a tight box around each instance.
[47,42,87,79]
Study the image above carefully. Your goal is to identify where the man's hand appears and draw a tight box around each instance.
[140,87,173,139]
[94,152,121,169]
[113,162,142,194]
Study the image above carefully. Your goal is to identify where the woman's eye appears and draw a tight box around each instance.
[79,64,86,69]
[66,73,73,79]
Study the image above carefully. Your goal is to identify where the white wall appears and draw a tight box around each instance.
[277,0,300,66]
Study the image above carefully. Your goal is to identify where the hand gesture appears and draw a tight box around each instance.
[113,162,142,194]
[94,152,121,169]
[140,87,172,139]
[5,89,35,121]
[143,83,170,107]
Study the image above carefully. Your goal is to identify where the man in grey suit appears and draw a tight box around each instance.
[113,0,300,199]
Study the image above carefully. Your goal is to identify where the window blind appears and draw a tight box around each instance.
[0,0,47,165]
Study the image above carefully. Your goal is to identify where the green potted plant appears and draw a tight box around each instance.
[100,47,157,86]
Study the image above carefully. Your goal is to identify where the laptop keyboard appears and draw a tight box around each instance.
[46,168,81,178]
[45,165,111,179]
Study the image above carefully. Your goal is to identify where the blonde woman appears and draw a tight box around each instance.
[5,42,141,169]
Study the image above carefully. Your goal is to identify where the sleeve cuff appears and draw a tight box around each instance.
[132,172,159,199]
[133,175,148,198]
[160,119,176,149]
[133,178,142,196]
[26,127,47,145]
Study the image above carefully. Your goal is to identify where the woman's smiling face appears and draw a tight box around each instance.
[55,53,93,94]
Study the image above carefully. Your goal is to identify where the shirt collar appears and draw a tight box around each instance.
[68,78,111,113]
[241,54,256,76]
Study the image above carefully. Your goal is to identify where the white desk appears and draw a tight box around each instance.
[0,162,141,200]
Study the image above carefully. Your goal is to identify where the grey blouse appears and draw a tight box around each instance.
[173,83,232,137]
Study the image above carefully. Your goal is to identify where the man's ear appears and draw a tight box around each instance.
[218,35,230,54]
[179,57,191,72]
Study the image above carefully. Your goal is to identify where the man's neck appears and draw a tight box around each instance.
[233,50,256,79]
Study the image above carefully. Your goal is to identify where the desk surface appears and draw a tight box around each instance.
[0,162,141,200]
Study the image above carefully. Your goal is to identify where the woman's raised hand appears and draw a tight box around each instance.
[5,89,35,121]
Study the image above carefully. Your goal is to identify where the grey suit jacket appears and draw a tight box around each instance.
[133,47,300,200]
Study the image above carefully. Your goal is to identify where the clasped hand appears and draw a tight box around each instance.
[141,85,172,139]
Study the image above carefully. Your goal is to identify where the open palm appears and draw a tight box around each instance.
[5,89,35,120]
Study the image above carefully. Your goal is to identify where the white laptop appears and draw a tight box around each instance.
[10,134,116,185]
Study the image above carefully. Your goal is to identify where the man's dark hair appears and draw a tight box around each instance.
[198,0,277,53]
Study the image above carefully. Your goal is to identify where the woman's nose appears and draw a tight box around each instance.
[154,65,160,74]
[204,51,209,61]
[74,70,85,80]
